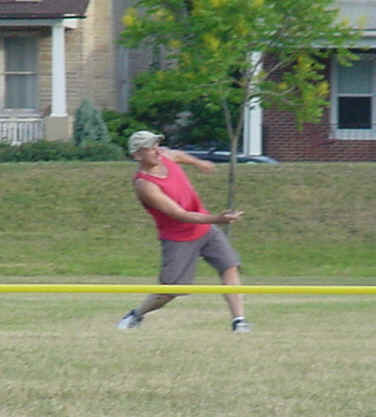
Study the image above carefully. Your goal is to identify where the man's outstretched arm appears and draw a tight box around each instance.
[163,148,216,174]
[135,178,243,225]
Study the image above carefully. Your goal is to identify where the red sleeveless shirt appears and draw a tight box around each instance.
[134,156,211,241]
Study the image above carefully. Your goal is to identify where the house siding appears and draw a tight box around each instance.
[81,0,116,110]
[36,0,135,116]
[37,27,88,116]
[64,0,153,114]
[0,0,155,144]
[39,30,52,114]
[264,107,376,162]
[263,57,376,162]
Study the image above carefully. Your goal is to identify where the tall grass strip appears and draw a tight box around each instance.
[1,284,376,295]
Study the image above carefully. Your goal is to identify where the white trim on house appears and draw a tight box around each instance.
[330,53,376,140]
[0,18,68,138]
[0,34,40,115]
[0,117,44,144]
[0,19,59,27]
[243,101,263,156]
[51,21,67,117]
[243,52,263,156]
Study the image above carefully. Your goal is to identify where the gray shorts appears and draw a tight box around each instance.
[159,225,240,286]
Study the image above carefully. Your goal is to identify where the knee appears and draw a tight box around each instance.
[157,294,176,302]
[221,266,240,285]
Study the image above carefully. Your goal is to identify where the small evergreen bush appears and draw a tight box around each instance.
[73,99,111,146]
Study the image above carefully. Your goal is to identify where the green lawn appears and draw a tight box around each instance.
[1,161,376,416]
[1,290,376,417]
[0,161,376,280]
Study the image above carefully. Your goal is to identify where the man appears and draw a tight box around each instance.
[117,130,250,333]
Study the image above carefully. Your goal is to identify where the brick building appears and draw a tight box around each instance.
[245,1,376,161]
[0,0,150,144]
[1,0,376,162]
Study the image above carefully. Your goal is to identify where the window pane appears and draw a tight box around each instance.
[338,97,371,129]
[337,60,372,94]
[5,37,37,72]
[4,37,38,109]
[5,75,37,109]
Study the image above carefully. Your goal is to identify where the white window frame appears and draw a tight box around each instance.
[0,34,40,116]
[330,53,376,140]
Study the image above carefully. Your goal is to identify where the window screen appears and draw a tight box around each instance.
[337,57,373,130]
[4,37,37,109]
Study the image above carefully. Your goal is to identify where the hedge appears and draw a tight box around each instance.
[0,140,125,163]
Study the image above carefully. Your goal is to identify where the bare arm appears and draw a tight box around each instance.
[161,148,216,174]
[135,178,242,225]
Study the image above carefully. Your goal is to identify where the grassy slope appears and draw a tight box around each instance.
[0,161,375,282]
[1,292,376,417]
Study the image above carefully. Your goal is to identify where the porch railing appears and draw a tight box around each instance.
[0,118,44,145]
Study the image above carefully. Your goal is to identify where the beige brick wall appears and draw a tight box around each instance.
[0,37,4,108]
[0,0,153,118]
[39,29,52,114]
[113,0,154,112]
[37,0,118,117]
[80,0,117,110]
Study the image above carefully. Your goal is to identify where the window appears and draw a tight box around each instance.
[331,54,376,139]
[4,37,38,110]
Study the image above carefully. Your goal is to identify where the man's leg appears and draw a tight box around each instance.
[118,238,196,330]
[201,227,250,332]
[117,294,175,329]
[200,227,244,318]
[221,266,244,318]
[221,266,250,332]
[136,294,176,316]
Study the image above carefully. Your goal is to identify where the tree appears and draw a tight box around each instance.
[120,0,359,213]
[73,99,111,146]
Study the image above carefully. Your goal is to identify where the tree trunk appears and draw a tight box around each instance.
[224,134,238,236]
[222,97,245,236]
[227,135,238,211]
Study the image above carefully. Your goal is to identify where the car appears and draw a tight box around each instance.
[179,147,279,164]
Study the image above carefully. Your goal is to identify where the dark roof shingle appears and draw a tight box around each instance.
[0,0,90,19]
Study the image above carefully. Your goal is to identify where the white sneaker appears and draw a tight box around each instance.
[232,318,251,333]
[117,310,143,329]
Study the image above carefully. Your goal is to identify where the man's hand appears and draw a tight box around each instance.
[217,210,244,224]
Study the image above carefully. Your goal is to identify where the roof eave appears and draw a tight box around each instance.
[0,15,86,20]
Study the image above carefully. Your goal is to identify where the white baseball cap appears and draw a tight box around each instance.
[128,130,164,154]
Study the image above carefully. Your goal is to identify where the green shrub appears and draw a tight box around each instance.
[128,73,241,149]
[0,140,125,163]
[102,110,149,155]
[102,83,239,151]
[77,141,125,161]
[0,142,19,162]
[19,141,78,162]
[73,99,111,146]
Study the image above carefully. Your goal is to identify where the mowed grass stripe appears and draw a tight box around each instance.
[0,161,376,278]
[1,293,376,417]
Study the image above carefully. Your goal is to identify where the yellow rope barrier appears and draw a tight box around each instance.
[0,284,376,295]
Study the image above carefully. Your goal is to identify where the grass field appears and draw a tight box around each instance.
[0,161,376,279]
[1,283,376,417]
[1,161,376,416]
